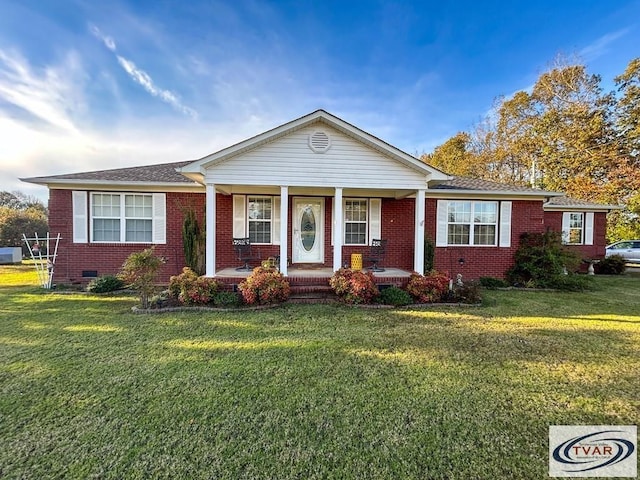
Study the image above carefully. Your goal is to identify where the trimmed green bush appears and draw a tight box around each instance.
[479,276,509,289]
[120,248,165,309]
[86,275,124,293]
[239,267,290,305]
[378,286,413,306]
[595,255,627,275]
[213,291,240,307]
[329,268,379,304]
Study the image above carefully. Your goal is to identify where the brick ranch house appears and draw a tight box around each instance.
[22,110,616,285]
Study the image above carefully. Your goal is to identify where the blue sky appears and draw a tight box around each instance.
[1,0,639,201]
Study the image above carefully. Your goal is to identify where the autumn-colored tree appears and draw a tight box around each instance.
[424,56,640,241]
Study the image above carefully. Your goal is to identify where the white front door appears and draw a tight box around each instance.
[292,198,324,263]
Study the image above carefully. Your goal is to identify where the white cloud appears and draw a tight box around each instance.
[89,23,197,118]
[116,55,198,118]
[579,28,630,61]
[0,49,83,134]
[89,23,116,52]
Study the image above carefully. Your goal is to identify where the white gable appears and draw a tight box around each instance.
[179,110,450,190]
[204,124,429,189]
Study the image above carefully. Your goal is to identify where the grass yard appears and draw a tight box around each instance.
[0,266,638,479]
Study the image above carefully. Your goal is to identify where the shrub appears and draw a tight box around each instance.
[239,267,290,305]
[424,238,435,273]
[120,247,165,309]
[446,281,482,304]
[544,274,594,292]
[86,275,124,293]
[168,267,222,306]
[506,231,581,286]
[213,291,240,307]
[479,276,509,289]
[595,255,627,275]
[378,286,413,306]
[406,271,450,303]
[329,268,379,304]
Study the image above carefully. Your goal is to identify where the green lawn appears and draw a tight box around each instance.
[1,267,638,479]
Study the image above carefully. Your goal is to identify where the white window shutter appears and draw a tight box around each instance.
[152,193,166,244]
[436,200,448,247]
[561,212,571,244]
[233,195,246,238]
[72,191,88,243]
[272,196,281,245]
[369,198,382,244]
[585,212,594,245]
[499,201,512,247]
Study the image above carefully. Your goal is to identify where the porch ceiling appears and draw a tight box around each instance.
[214,184,417,199]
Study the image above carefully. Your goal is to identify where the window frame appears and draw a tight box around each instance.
[565,212,585,245]
[446,200,499,246]
[343,198,369,246]
[246,196,273,245]
[90,192,154,244]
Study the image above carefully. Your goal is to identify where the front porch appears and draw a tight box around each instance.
[215,266,412,288]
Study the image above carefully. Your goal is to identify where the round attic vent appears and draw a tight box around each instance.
[308,131,331,153]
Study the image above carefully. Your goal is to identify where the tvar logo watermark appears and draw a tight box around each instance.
[549,425,637,477]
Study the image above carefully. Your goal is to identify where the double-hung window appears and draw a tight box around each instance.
[247,197,272,244]
[344,199,368,245]
[446,201,498,246]
[91,193,153,243]
[565,213,584,244]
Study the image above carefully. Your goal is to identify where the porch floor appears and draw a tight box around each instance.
[215,266,411,281]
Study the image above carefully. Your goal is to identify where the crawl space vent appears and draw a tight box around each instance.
[308,131,331,153]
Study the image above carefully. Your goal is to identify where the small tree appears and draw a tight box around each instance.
[181,209,205,275]
[120,247,165,308]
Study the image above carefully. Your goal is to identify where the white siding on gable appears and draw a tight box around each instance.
[72,191,88,243]
[204,125,428,190]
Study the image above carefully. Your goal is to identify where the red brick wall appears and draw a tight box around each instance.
[543,211,607,260]
[52,189,585,283]
[49,190,206,284]
[428,199,546,280]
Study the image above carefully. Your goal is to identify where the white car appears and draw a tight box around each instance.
[605,240,640,263]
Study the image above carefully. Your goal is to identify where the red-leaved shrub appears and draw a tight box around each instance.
[406,271,450,303]
[329,268,379,304]
[239,267,291,305]
[168,267,222,305]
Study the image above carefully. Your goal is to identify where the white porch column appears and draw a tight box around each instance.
[333,187,343,272]
[279,186,289,276]
[205,183,216,277]
[413,189,426,275]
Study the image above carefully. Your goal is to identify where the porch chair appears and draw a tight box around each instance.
[366,239,387,272]
[233,237,258,271]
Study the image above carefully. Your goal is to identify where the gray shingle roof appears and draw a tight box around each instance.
[545,196,620,209]
[431,176,554,193]
[22,161,197,184]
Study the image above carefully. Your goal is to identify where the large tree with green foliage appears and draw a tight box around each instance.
[423,57,640,242]
[0,191,48,251]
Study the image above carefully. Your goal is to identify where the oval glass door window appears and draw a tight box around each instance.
[301,206,316,251]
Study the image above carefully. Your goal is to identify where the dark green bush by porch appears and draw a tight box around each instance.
[479,276,509,289]
[86,275,124,293]
[595,255,627,275]
[506,231,588,291]
[378,285,413,306]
